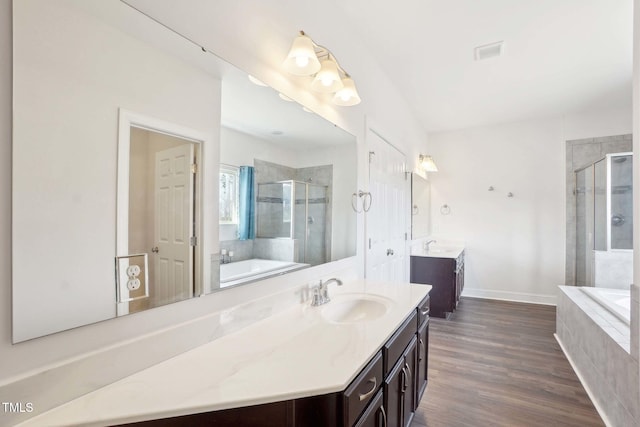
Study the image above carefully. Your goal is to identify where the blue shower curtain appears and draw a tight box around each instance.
[238,166,256,240]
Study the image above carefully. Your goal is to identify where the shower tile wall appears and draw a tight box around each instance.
[219,240,254,262]
[254,159,296,183]
[565,135,632,286]
[594,250,633,289]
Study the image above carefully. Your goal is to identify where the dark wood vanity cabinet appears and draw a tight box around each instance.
[121,296,430,427]
[410,252,464,318]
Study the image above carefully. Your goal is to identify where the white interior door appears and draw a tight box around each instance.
[366,129,409,283]
[154,144,194,306]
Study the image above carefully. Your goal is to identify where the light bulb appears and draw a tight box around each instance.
[311,59,343,93]
[283,34,321,76]
[295,55,309,68]
[332,77,361,106]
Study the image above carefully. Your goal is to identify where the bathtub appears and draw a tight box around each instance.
[556,286,637,426]
[580,287,630,325]
[219,258,310,288]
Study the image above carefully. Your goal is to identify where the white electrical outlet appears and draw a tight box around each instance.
[127,278,141,291]
[116,254,149,303]
[127,264,141,277]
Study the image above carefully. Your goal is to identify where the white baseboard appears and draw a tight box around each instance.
[461,287,557,305]
[554,334,612,427]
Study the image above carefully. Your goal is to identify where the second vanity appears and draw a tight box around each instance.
[410,244,465,319]
[19,281,431,427]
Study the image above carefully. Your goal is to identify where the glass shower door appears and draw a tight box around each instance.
[575,166,594,286]
[610,154,632,250]
[305,184,328,266]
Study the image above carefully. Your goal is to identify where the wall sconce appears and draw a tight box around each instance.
[283,31,361,107]
[419,154,438,172]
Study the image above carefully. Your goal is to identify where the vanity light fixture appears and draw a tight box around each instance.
[419,154,438,172]
[283,31,361,106]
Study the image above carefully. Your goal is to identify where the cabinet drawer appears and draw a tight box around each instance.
[353,390,384,427]
[343,351,383,427]
[383,311,417,375]
[417,295,430,326]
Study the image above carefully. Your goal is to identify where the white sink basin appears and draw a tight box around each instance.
[321,294,391,323]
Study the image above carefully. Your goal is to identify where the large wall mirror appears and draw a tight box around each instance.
[411,173,431,239]
[12,0,357,342]
[217,65,356,289]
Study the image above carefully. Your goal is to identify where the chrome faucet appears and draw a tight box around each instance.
[310,278,343,306]
[425,239,437,251]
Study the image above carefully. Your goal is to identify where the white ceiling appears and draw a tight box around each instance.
[126,0,633,134]
[337,0,633,132]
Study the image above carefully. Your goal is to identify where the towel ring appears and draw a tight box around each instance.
[351,190,373,213]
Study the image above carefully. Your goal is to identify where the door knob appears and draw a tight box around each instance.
[151,246,159,253]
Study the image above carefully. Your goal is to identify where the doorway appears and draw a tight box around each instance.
[116,110,203,316]
[128,129,197,312]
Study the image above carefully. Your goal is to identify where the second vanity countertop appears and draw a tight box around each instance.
[411,245,465,259]
[19,280,431,427]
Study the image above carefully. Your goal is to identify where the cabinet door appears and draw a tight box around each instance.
[416,319,429,407]
[402,338,417,427]
[410,256,455,318]
[384,353,404,427]
[384,337,417,427]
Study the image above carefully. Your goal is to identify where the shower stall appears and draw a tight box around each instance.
[575,152,633,288]
[256,180,329,266]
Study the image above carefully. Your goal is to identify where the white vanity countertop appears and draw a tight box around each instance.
[411,245,465,259]
[18,280,431,427]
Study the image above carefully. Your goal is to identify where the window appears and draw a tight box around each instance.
[219,165,239,224]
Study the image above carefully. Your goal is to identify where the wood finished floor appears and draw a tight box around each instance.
[413,297,604,427]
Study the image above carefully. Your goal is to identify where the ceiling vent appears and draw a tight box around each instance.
[474,41,504,61]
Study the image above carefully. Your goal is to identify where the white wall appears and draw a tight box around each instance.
[563,106,633,140]
[429,109,631,304]
[220,126,299,168]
